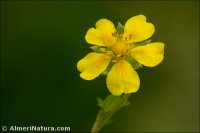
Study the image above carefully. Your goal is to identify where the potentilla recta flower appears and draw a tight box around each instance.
[77,14,164,96]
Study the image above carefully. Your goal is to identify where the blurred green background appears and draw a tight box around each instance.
[1,1,199,132]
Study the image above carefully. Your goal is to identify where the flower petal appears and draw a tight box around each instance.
[77,52,111,80]
[131,42,164,67]
[85,19,116,46]
[124,15,155,43]
[85,28,105,46]
[106,60,140,96]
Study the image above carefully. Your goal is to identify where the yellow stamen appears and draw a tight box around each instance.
[117,54,122,57]
[100,48,106,53]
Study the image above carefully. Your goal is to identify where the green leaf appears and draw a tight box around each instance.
[98,94,130,113]
[97,98,104,108]
[92,94,131,132]
[104,119,113,126]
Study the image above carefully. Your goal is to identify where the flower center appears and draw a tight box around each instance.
[100,32,135,62]
[101,32,134,63]
[111,40,128,56]
[111,31,132,57]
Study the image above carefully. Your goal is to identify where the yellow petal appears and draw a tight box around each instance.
[131,42,164,67]
[77,52,111,80]
[85,19,116,46]
[124,15,155,43]
[85,28,105,46]
[106,60,140,96]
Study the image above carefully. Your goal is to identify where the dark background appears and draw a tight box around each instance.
[1,1,199,132]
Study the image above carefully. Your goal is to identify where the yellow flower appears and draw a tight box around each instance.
[77,14,164,96]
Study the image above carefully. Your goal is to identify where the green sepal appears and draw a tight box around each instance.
[135,38,152,46]
[102,62,114,76]
[126,55,143,70]
[116,22,124,34]
[90,46,105,53]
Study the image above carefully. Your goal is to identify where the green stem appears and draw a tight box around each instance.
[91,94,130,133]
[91,110,111,133]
